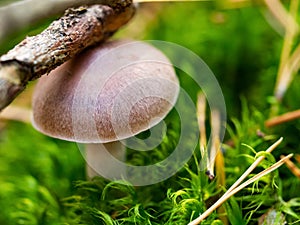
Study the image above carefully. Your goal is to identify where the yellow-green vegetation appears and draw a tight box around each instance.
[1,1,300,225]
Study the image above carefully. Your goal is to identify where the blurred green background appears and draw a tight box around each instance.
[0,1,300,224]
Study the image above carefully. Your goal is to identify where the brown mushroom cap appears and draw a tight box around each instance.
[32,40,179,143]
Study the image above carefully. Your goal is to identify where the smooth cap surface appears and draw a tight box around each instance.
[32,40,179,143]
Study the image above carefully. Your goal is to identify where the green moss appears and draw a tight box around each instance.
[0,122,85,225]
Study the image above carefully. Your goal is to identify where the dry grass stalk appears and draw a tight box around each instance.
[280,155,300,178]
[265,109,300,127]
[188,138,285,225]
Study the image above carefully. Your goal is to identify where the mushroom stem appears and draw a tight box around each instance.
[85,141,126,179]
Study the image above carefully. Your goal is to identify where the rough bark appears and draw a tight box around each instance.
[0,0,135,42]
[0,0,135,111]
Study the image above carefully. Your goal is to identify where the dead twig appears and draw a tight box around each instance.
[0,0,135,111]
[0,0,134,43]
[265,109,300,127]
[280,155,300,179]
[188,138,288,225]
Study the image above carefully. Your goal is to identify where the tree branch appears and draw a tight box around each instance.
[0,0,135,111]
[0,0,135,43]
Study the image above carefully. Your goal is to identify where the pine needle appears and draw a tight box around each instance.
[188,138,285,225]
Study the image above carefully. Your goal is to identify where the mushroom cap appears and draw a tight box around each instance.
[32,40,179,143]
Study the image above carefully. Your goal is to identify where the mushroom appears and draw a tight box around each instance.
[31,39,179,180]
